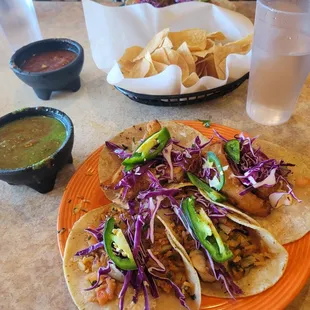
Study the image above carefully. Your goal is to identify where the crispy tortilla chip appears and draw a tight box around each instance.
[151,47,170,65]
[128,58,150,78]
[191,39,214,58]
[133,28,169,61]
[207,31,227,41]
[144,52,158,77]
[153,61,168,73]
[165,48,189,81]
[205,54,218,78]
[196,61,206,78]
[118,46,144,65]
[177,42,196,74]
[168,28,207,51]
[183,72,200,88]
[161,37,173,49]
[214,34,253,80]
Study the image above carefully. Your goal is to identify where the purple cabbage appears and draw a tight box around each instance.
[149,271,190,310]
[137,188,179,199]
[215,130,300,202]
[203,248,243,298]
[119,271,133,310]
[74,242,104,256]
[105,141,132,159]
[84,228,103,242]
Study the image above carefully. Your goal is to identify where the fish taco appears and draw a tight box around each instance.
[99,120,309,244]
[63,204,201,310]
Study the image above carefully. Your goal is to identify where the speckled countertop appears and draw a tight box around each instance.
[0,2,309,310]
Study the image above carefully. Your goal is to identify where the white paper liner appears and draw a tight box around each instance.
[83,0,253,95]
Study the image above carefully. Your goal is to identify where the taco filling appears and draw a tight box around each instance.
[67,204,200,309]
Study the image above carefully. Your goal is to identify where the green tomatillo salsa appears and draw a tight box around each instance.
[0,116,67,169]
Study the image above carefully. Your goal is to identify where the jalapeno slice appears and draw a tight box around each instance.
[182,197,233,263]
[224,139,240,164]
[187,172,227,203]
[206,151,225,191]
[122,127,171,169]
[103,217,137,270]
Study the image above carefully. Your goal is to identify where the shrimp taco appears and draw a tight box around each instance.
[99,120,309,244]
[63,204,201,310]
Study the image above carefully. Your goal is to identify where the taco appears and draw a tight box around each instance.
[207,134,310,244]
[63,204,201,310]
[157,194,288,298]
[98,120,209,203]
[98,120,309,244]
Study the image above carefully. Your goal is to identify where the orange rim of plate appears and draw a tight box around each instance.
[57,120,310,310]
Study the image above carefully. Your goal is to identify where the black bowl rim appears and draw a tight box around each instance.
[9,38,83,76]
[0,106,74,173]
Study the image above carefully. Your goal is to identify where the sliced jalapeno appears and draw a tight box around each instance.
[103,217,137,270]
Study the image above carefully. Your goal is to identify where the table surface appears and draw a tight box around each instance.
[0,1,309,310]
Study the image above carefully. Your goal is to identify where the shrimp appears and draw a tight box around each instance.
[96,276,116,305]
[189,250,216,283]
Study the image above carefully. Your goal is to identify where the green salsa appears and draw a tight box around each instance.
[0,116,67,169]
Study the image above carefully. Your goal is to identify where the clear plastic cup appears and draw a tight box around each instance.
[246,0,310,125]
[0,0,42,52]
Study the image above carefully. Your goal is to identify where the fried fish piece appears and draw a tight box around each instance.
[142,119,162,140]
[208,142,271,217]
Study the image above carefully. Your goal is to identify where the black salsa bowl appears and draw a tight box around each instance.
[0,107,74,193]
[9,38,84,100]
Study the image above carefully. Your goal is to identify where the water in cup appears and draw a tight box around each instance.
[246,0,310,125]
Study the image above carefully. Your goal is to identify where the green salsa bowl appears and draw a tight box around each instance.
[0,107,74,193]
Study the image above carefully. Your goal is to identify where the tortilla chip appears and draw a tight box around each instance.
[164,48,189,81]
[205,54,218,78]
[151,47,170,65]
[207,31,227,41]
[214,34,253,79]
[177,42,196,74]
[168,28,207,51]
[153,61,168,73]
[128,58,150,78]
[161,37,173,49]
[118,46,144,65]
[183,72,200,88]
[191,39,214,58]
[196,61,206,78]
[133,28,169,61]
[144,52,158,77]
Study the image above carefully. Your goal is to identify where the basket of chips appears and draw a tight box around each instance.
[83,0,253,105]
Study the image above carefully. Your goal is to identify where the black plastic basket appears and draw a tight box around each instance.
[115,73,249,106]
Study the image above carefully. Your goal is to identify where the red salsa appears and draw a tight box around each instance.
[21,50,77,73]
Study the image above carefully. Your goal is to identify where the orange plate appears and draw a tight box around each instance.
[57,121,310,309]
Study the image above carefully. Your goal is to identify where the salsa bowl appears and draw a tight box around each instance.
[0,107,74,193]
[9,38,84,100]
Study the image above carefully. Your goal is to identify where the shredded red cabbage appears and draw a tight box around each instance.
[119,270,133,310]
[105,141,132,159]
[194,193,227,218]
[138,188,179,199]
[74,242,104,256]
[203,248,243,298]
[215,130,300,202]
[84,228,103,242]
[149,271,190,310]
[115,161,155,199]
